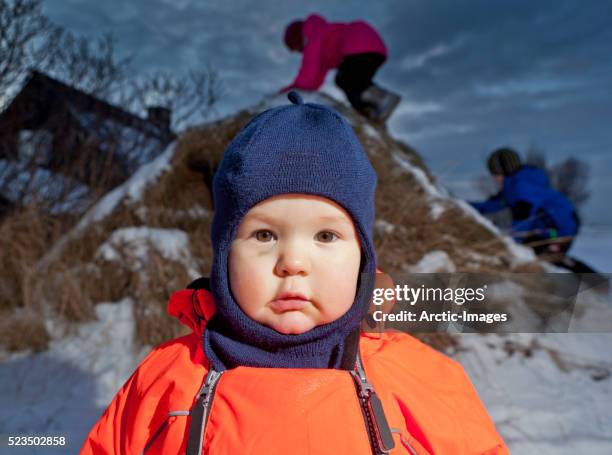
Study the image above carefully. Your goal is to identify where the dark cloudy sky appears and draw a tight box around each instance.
[43,0,612,225]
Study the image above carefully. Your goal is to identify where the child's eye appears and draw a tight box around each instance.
[254,230,276,242]
[316,231,338,243]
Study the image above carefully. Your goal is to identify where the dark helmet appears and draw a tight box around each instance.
[487,147,522,176]
[284,20,304,51]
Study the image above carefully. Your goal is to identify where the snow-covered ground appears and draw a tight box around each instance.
[460,333,612,454]
[0,300,148,455]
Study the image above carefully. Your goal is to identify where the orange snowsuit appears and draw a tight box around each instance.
[81,285,509,454]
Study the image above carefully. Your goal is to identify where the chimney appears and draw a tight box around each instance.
[147,106,172,134]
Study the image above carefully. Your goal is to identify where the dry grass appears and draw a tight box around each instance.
[0,207,81,350]
[0,310,50,352]
[130,250,194,345]
[0,113,246,350]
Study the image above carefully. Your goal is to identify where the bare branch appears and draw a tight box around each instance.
[0,0,61,101]
[125,67,223,131]
[49,31,132,98]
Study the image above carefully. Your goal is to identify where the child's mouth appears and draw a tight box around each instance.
[269,298,310,313]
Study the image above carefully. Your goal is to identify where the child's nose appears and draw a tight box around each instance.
[274,242,310,277]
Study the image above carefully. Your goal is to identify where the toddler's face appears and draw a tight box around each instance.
[229,194,362,335]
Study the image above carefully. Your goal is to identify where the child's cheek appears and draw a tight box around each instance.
[229,244,275,315]
[316,268,360,321]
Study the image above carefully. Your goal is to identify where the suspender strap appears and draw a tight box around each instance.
[185,355,394,455]
[353,352,396,454]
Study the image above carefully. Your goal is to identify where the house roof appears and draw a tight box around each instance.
[0,70,175,143]
[0,71,177,207]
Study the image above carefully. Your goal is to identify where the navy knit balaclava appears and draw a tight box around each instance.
[203,92,378,371]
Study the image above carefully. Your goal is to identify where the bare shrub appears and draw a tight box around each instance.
[549,157,590,208]
[0,206,72,309]
[524,148,547,169]
[0,0,61,100]
[131,251,193,346]
[0,310,49,352]
[124,68,223,132]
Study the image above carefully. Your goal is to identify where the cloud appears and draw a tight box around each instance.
[399,42,456,71]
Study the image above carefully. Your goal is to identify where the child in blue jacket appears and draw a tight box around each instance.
[471,147,581,257]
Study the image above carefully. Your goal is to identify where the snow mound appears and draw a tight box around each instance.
[406,250,457,273]
[76,141,176,230]
[96,227,200,278]
[35,141,177,273]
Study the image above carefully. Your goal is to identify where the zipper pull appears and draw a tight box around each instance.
[354,354,396,454]
[200,370,221,406]
[367,391,396,453]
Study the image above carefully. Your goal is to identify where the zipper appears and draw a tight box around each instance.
[201,370,223,430]
[186,369,224,455]
[351,370,379,454]
[350,354,395,455]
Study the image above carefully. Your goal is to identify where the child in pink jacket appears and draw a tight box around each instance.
[282,13,400,122]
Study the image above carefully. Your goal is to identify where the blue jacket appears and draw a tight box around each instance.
[470,166,579,242]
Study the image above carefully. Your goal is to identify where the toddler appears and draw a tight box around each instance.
[81,92,508,454]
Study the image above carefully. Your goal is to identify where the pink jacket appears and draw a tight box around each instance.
[289,14,388,91]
